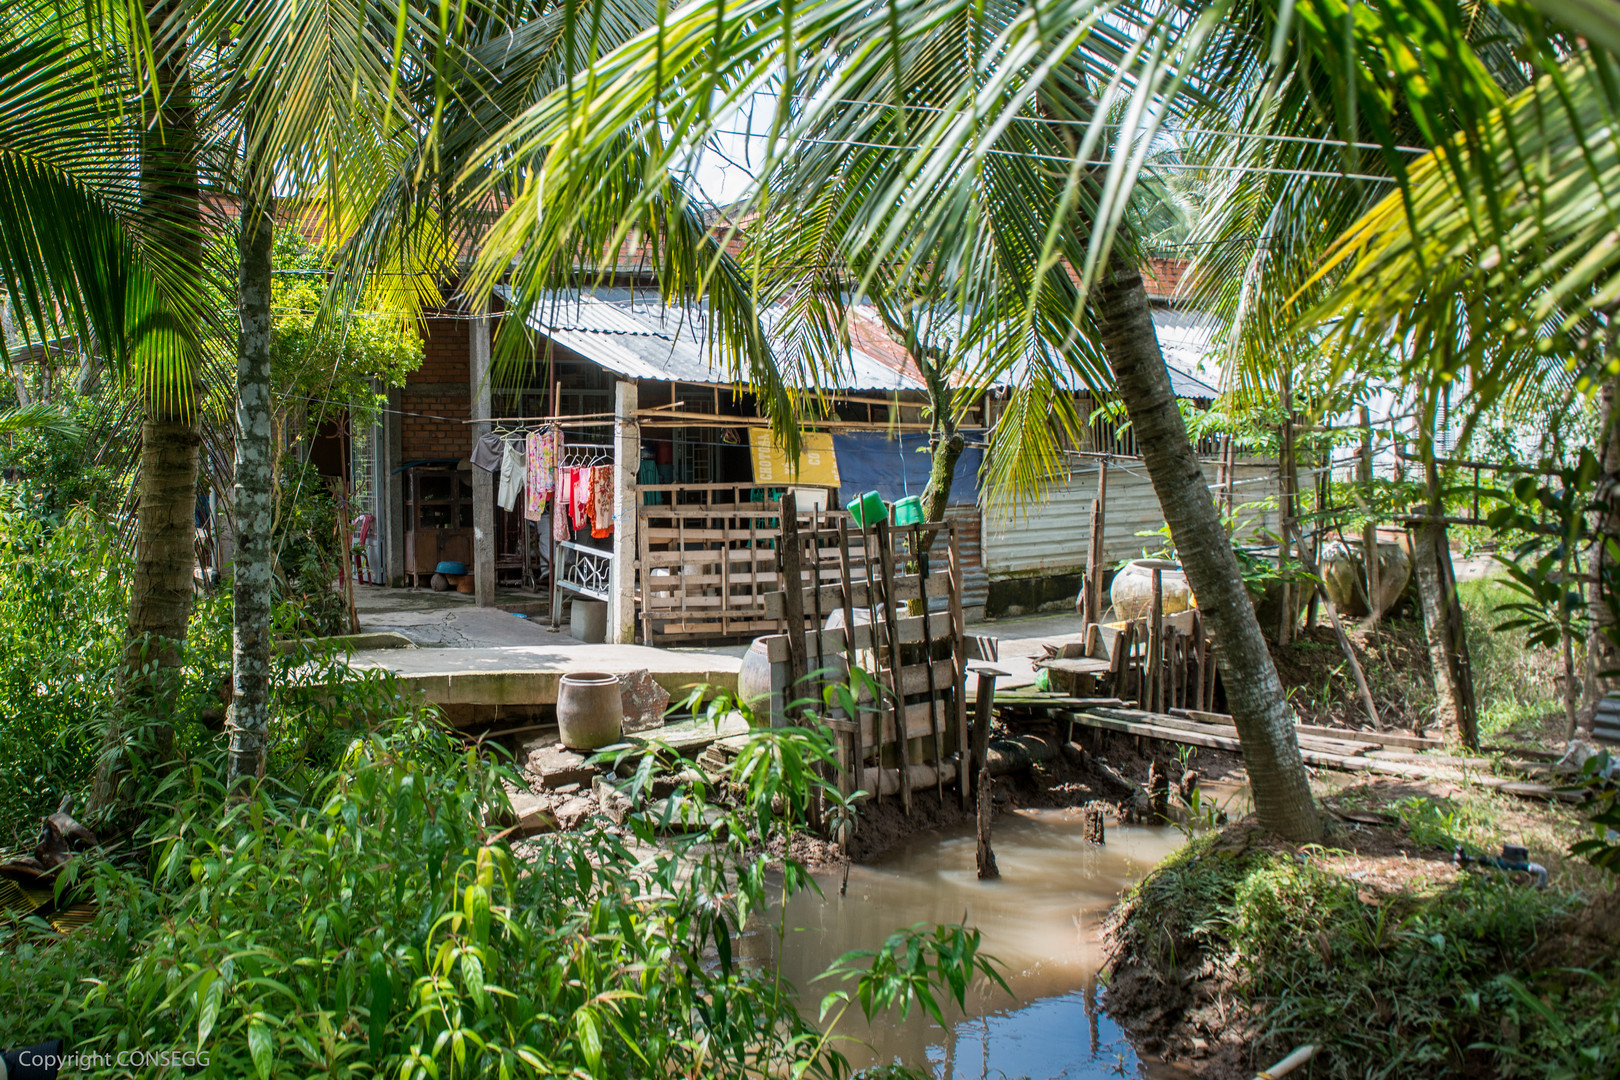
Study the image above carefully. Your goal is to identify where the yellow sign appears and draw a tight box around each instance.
[749,429,841,487]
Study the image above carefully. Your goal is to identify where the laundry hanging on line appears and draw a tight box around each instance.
[471,431,504,472]
[553,467,573,541]
[570,466,592,531]
[497,439,526,511]
[525,427,556,521]
[589,465,614,538]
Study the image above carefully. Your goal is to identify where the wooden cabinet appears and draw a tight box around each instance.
[404,467,474,579]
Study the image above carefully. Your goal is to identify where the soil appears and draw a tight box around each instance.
[504,711,1252,869]
[1267,617,1440,734]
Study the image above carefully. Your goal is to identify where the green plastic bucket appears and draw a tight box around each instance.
[847,490,886,528]
[890,495,923,526]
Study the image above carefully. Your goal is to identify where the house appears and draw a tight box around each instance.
[351,273,1278,643]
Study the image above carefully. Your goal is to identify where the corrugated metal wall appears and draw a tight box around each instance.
[981,458,1279,578]
[945,504,989,618]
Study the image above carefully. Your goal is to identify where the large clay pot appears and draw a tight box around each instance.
[557,672,624,751]
[1320,539,1412,618]
[1109,559,1195,622]
[736,638,776,718]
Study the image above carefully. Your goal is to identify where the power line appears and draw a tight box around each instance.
[729,90,1434,155]
[707,129,1399,183]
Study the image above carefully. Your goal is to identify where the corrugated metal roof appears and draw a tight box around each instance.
[501,287,1220,399]
[846,303,1222,399]
[503,287,927,392]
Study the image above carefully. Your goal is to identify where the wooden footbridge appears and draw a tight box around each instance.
[996,690,1573,800]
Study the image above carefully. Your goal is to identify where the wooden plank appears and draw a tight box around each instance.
[1171,709,1444,750]
[763,569,953,620]
[895,660,959,698]
[910,522,946,801]
[838,518,863,790]
[947,521,971,809]
[965,635,998,662]
[1033,656,1113,676]
[761,612,955,663]
[875,519,912,814]
[778,492,809,717]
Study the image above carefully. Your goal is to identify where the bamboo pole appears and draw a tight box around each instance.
[973,665,1008,879]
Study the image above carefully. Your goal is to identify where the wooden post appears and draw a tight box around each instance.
[470,301,495,607]
[837,519,864,797]
[609,379,639,643]
[1320,585,1382,730]
[1083,497,1103,624]
[382,386,405,586]
[1277,374,1295,646]
[1223,433,1237,528]
[946,522,971,810]
[972,664,1009,880]
[875,520,912,814]
[1148,758,1169,820]
[1083,805,1105,844]
[1086,460,1110,622]
[913,523,944,802]
[1360,405,1380,632]
[1146,569,1163,712]
[860,524,887,805]
[778,490,809,716]
[1192,610,1207,712]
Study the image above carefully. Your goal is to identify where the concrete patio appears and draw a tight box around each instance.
[343,584,1089,713]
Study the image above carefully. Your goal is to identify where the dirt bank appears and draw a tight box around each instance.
[1101,778,1617,1079]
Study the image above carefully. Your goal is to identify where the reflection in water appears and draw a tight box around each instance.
[746,809,1186,1079]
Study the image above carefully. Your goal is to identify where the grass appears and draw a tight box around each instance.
[1106,781,1619,1079]
[1457,577,1574,743]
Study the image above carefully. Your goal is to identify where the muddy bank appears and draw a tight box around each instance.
[1101,778,1617,1079]
[503,711,1249,869]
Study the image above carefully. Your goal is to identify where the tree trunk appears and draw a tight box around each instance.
[1095,259,1321,843]
[226,184,275,789]
[920,428,964,525]
[1583,370,1620,734]
[88,2,201,820]
[1414,454,1479,747]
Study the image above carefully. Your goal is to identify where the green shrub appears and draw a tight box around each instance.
[1111,818,1613,1080]
[1,702,1000,1079]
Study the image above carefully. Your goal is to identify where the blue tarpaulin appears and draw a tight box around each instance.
[830,431,982,506]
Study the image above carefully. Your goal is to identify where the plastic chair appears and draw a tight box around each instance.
[351,513,375,584]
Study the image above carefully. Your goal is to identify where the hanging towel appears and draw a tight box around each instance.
[498,438,526,511]
[553,468,572,540]
[570,466,592,530]
[471,431,503,472]
[590,464,614,538]
[525,427,556,521]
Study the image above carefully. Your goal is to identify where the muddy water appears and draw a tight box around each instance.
[751,808,1188,1079]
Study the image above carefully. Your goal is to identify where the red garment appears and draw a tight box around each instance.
[570,467,591,529]
[590,464,614,538]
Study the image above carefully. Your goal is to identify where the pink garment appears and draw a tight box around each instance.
[570,467,591,530]
[525,427,556,522]
[553,467,573,540]
[589,465,614,538]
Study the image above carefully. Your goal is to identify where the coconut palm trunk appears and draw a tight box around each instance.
[226,181,275,788]
[88,4,202,819]
[1096,258,1321,843]
[1583,371,1620,733]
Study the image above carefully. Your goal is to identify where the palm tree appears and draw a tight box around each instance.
[452,0,1335,840]
[0,2,218,818]
[1274,15,1620,731]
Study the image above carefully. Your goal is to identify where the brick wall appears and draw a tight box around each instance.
[402,315,472,460]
